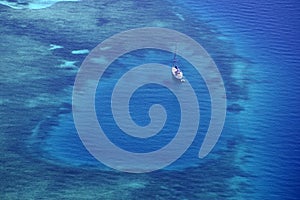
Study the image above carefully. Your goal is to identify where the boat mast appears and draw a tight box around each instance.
[172,45,177,67]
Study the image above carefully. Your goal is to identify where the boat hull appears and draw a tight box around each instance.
[171,67,184,81]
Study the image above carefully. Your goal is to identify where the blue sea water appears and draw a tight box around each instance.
[1,0,300,199]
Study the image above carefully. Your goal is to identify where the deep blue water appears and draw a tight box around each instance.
[183,1,300,198]
[1,0,300,199]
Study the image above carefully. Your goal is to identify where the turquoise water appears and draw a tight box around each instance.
[1,0,299,199]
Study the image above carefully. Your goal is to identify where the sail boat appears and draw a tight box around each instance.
[171,47,185,82]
